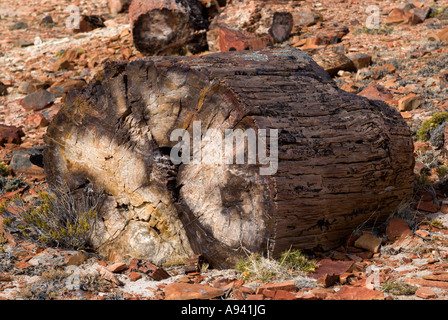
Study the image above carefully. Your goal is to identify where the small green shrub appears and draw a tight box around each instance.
[0,176,26,194]
[353,25,394,35]
[436,165,448,179]
[382,281,417,295]
[18,182,104,250]
[416,112,448,142]
[0,162,10,177]
[235,249,318,282]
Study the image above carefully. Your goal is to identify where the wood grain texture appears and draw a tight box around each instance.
[44,47,414,268]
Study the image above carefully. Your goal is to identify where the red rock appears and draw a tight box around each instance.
[327,286,384,300]
[106,262,127,273]
[441,204,448,214]
[415,229,430,239]
[414,142,431,154]
[386,217,413,240]
[24,113,49,128]
[415,287,436,299]
[354,233,382,253]
[20,89,55,111]
[164,283,224,300]
[0,124,24,146]
[347,53,372,70]
[129,271,142,282]
[295,288,333,300]
[417,201,439,213]
[232,289,245,300]
[274,290,298,300]
[218,26,273,52]
[386,8,422,25]
[73,15,105,33]
[405,278,448,289]
[422,273,448,282]
[246,294,264,300]
[438,26,448,42]
[398,93,424,111]
[262,289,276,299]
[358,84,393,102]
[255,280,296,294]
[310,259,354,286]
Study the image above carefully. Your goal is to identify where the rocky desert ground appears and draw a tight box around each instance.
[1,0,448,304]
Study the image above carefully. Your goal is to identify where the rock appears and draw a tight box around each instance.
[347,53,372,70]
[422,273,448,282]
[10,146,45,177]
[438,26,448,42]
[358,84,393,102]
[310,259,354,287]
[24,113,49,129]
[20,89,55,112]
[164,283,225,300]
[127,259,170,280]
[293,8,322,27]
[108,0,132,15]
[255,281,297,294]
[73,15,105,33]
[386,8,422,25]
[398,93,424,111]
[405,278,448,290]
[269,12,293,43]
[328,286,384,300]
[129,271,142,282]
[417,201,439,213]
[0,81,8,96]
[415,287,436,299]
[66,252,88,266]
[40,15,54,27]
[184,254,206,274]
[97,266,123,286]
[354,233,382,253]
[27,248,80,267]
[53,48,80,71]
[18,79,47,95]
[312,53,356,77]
[409,7,430,22]
[0,125,24,146]
[9,21,28,30]
[218,26,273,52]
[39,104,61,123]
[386,217,413,240]
[48,79,87,98]
[106,262,127,273]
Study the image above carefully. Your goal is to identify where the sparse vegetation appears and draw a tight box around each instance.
[235,249,318,282]
[0,162,10,177]
[416,112,448,142]
[0,176,26,194]
[17,181,104,250]
[353,25,394,35]
[382,281,417,295]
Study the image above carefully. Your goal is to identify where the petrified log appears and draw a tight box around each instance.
[129,0,209,56]
[44,47,414,268]
[207,0,304,52]
[108,0,132,15]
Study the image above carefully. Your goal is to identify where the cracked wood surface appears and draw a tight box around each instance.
[44,47,414,268]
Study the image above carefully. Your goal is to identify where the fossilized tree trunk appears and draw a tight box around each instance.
[44,48,414,268]
[207,0,305,52]
[129,0,209,56]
